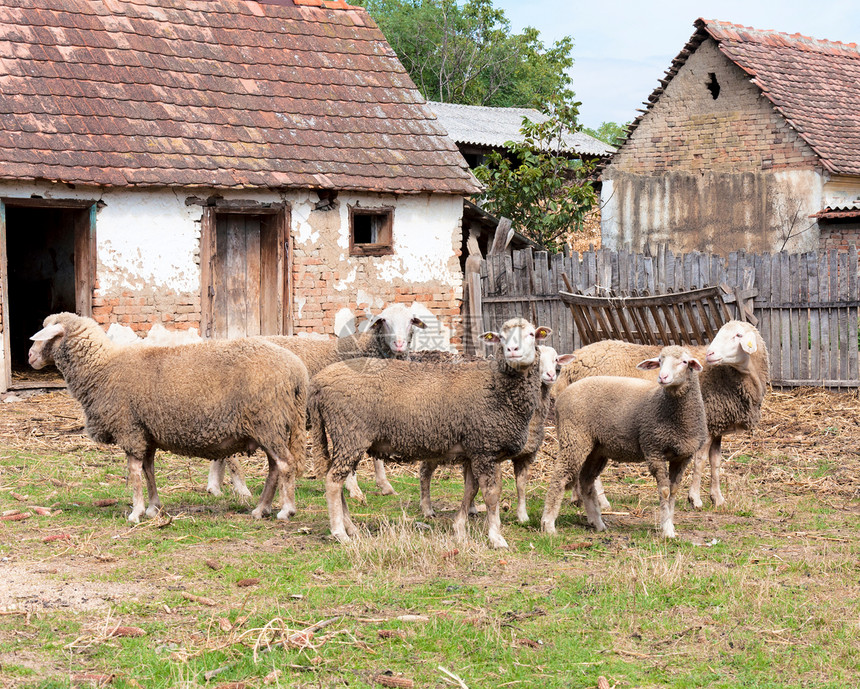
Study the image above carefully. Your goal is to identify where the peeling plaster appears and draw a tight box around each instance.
[95,189,203,293]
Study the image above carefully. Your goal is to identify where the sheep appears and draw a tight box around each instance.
[309,318,551,548]
[541,345,707,539]
[554,320,769,508]
[106,323,252,499]
[418,345,574,523]
[205,302,427,499]
[29,312,308,523]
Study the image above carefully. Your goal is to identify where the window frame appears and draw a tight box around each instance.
[348,205,394,257]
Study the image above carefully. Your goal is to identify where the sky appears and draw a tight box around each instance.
[492,0,860,130]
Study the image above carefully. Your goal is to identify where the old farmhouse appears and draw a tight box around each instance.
[0,0,480,391]
[601,19,860,255]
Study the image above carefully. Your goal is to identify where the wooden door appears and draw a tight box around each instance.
[208,211,286,339]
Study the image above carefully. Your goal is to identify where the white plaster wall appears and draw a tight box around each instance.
[0,182,464,295]
[292,191,463,289]
[96,189,202,293]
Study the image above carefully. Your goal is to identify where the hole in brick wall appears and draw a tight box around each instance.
[706,72,720,99]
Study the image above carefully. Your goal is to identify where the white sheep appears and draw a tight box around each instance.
[309,318,551,548]
[30,313,308,523]
[542,345,707,539]
[555,320,769,508]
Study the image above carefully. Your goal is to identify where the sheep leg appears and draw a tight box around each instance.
[513,456,532,523]
[419,460,437,518]
[344,469,366,503]
[275,451,298,520]
[325,463,357,543]
[340,489,357,536]
[226,456,252,500]
[126,453,146,524]
[373,458,397,495]
[572,476,610,510]
[595,477,611,510]
[452,461,480,541]
[474,460,507,549]
[541,459,578,534]
[207,459,226,496]
[579,454,608,532]
[463,462,479,515]
[651,457,689,538]
[252,449,294,519]
[142,446,162,519]
[707,436,725,507]
[686,439,710,509]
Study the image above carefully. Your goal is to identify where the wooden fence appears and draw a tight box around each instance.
[473,245,859,388]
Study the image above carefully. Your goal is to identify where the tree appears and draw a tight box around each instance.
[582,121,629,148]
[355,0,574,107]
[473,97,598,252]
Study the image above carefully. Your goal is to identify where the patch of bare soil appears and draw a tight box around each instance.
[0,561,158,614]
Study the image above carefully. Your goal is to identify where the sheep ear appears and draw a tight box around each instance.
[481,331,501,344]
[556,353,576,365]
[741,333,757,354]
[411,316,427,329]
[636,357,661,370]
[30,323,65,342]
[688,358,704,372]
[535,326,552,340]
[368,314,385,330]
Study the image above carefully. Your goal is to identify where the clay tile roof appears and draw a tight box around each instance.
[0,0,480,194]
[427,101,615,158]
[616,18,860,177]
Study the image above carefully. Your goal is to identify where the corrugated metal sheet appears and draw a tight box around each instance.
[428,101,614,157]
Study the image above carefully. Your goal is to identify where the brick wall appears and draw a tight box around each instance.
[91,280,202,334]
[611,39,819,174]
[290,249,463,340]
[819,224,860,253]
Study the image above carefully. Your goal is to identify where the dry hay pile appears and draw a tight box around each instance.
[0,387,858,503]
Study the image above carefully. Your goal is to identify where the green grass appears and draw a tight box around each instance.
[0,446,858,689]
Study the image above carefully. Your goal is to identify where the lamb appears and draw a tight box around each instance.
[206,302,427,498]
[418,345,574,523]
[309,318,551,548]
[554,320,769,508]
[541,345,707,538]
[29,312,308,523]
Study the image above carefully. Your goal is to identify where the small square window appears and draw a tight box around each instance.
[349,207,393,256]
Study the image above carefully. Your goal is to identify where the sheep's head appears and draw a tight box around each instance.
[368,303,427,356]
[706,321,761,370]
[28,314,70,369]
[481,319,551,370]
[637,345,702,387]
[537,345,576,385]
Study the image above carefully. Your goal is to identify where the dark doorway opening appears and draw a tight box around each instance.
[4,204,92,387]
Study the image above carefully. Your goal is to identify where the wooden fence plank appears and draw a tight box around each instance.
[480,246,859,387]
[789,253,800,380]
[850,247,859,382]
[829,250,839,382]
[838,251,849,380]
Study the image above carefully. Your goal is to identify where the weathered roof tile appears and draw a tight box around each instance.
[0,0,479,194]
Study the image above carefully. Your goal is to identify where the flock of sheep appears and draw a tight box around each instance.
[27,304,769,548]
